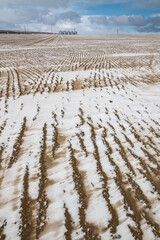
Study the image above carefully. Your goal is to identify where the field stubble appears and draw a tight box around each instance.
[0,34,160,240]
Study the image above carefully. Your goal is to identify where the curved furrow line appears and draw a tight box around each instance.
[128,149,160,196]
[36,123,49,239]
[68,143,101,240]
[19,165,33,240]
[7,117,27,169]
[64,204,73,240]
[14,69,22,97]
[88,122,119,235]
[106,154,143,239]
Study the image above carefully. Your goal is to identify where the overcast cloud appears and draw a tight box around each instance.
[0,0,160,33]
[88,15,160,32]
[59,11,81,23]
[1,0,160,9]
[0,0,129,8]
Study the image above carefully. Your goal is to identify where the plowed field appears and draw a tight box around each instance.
[0,34,160,240]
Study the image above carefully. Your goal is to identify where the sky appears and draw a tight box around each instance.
[0,0,160,34]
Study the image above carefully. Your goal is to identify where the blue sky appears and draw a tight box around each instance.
[0,0,160,34]
[79,2,160,16]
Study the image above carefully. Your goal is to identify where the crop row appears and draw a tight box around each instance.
[68,142,101,240]
[7,117,26,168]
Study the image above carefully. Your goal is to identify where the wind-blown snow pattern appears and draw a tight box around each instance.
[0,34,160,240]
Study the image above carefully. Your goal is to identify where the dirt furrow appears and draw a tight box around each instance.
[19,165,33,240]
[36,123,48,239]
[88,123,119,235]
[68,143,101,240]
[7,117,26,168]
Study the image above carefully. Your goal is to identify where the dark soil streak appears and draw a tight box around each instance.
[128,148,160,196]
[89,123,119,235]
[68,143,101,240]
[19,165,33,240]
[113,134,135,175]
[64,204,73,240]
[0,120,7,137]
[0,220,7,240]
[36,123,49,239]
[8,117,26,168]
[76,132,88,157]
[107,155,143,240]
[51,124,59,158]
[0,146,4,169]
[142,210,160,238]
[127,174,151,209]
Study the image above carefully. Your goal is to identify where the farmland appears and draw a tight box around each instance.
[0,34,160,240]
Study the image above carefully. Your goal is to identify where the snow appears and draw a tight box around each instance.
[0,34,160,240]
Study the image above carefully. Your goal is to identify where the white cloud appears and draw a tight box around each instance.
[0,2,160,34]
[136,25,160,32]
[59,11,81,23]
[0,7,40,24]
[1,0,160,14]
[88,16,108,25]
[128,15,147,26]
[42,13,57,25]
[87,14,160,33]
[108,15,130,26]
[0,0,70,8]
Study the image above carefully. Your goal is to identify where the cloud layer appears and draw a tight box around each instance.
[88,15,160,33]
[0,0,160,33]
[1,0,160,9]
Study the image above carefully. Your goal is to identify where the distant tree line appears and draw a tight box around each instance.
[0,30,53,34]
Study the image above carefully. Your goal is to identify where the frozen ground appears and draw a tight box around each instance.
[0,34,160,240]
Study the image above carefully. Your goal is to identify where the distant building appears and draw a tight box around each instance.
[59,30,78,35]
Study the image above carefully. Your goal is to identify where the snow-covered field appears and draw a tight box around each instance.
[0,34,160,240]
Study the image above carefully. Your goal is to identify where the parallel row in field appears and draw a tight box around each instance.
[0,61,159,101]
[0,82,159,239]
[0,34,160,240]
